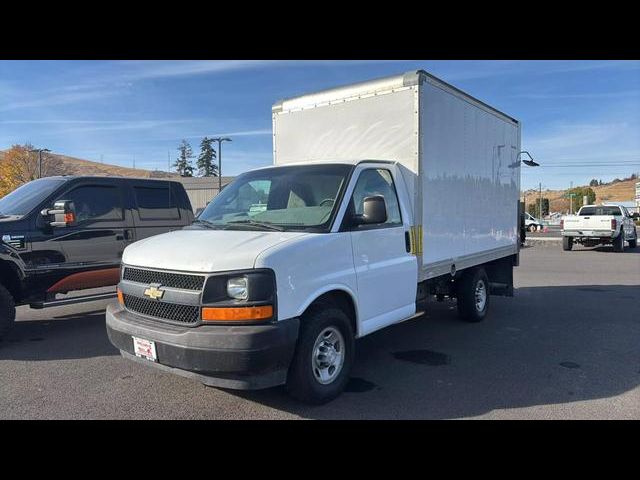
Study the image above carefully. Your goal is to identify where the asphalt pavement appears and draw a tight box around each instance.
[1,243,639,419]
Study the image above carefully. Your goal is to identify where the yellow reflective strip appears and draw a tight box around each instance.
[409,226,421,256]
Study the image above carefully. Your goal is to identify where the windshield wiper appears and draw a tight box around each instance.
[226,219,285,231]
[191,218,221,229]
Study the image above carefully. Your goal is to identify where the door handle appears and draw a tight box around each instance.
[405,231,411,253]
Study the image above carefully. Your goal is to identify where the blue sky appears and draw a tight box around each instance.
[1,60,639,191]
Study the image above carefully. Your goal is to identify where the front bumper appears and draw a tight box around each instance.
[106,303,299,390]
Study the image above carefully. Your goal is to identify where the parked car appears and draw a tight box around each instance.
[524,212,542,232]
[0,176,194,338]
[106,70,524,404]
[561,204,638,251]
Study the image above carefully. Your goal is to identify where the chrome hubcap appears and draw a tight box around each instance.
[475,280,487,312]
[312,327,345,385]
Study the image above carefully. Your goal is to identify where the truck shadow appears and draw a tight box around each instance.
[572,245,640,254]
[0,309,119,361]
[232,284,640,419]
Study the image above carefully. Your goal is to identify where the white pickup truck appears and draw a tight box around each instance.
[561,204,638,252]
[106,70,525,403]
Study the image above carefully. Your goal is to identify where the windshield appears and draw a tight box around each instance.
[195,164,353,232]
[0,177,66,217]
[579,206,621,216]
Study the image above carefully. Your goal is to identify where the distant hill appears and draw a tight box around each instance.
[0,150,178,179]
[525,177,638,213]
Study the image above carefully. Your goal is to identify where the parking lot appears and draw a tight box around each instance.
[1,242,638,419]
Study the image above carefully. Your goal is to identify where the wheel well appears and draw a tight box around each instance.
[0,261,21,302]
[304,290,358,336]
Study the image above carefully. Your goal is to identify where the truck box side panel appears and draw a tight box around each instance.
[273,87,418,170]
[420,81,520,278]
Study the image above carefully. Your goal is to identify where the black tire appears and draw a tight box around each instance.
[528,224,537,232]
[562,236,573,251]
[456,268,490,323]
[286,305,355,404]
[0,283,17,340]
[613,231,624,252]
[628,229,637,249]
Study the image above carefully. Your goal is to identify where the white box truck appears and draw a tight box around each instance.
[106,70,523,403]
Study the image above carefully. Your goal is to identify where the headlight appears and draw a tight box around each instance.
[227,276,248,300]
[202,269,275,305]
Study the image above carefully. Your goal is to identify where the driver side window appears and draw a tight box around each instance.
[63,185,124,223]
[350,168,402,226]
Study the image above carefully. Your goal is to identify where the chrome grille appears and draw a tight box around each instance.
[123,294,200,325]
[123,267,205,291]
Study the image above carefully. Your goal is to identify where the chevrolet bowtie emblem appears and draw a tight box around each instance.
[144,284,165,300]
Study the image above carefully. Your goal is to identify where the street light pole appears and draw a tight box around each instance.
[28,148,51,179]
[211,137,232,193]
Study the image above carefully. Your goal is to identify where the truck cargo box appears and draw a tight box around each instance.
[272,70,521,281]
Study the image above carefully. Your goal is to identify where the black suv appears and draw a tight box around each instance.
[0,176,194,338]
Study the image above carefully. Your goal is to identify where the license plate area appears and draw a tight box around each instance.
[133,336,157,362]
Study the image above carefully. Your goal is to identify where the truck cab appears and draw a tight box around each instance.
[106,70,524,404]
[0,176,193,338]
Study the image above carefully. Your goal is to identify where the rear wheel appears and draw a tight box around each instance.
[613,231,624,252]
[286,305,355,404]
[528,224,538,232]
[0,284,17,340]
[628,229,637,249]
[562,236,573,251]
[456,268,490,323]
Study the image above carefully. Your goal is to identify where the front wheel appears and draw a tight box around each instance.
[0,284,17,340]
[528,224,538,232]
[456,268,490,323]
[286,305,355,404]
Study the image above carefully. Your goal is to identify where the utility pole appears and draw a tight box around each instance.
[568,193,575,214]
[539,182,543,220]
[211,137,232,193]
[133,155,136,169]
[28,148,51,179]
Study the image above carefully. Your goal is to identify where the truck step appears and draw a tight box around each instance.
[30,291,117,309]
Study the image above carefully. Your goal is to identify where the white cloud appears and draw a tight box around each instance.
[526,122,629,152]
[180,129,272,140]
[513,91,640,100]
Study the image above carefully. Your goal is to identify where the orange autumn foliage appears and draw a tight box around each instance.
[0,144,63,197]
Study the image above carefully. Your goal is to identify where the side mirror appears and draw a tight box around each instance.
[41,200,76,227]
[353,195,387,226]
[631,212,640,219]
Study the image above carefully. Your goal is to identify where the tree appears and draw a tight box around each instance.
[174,140,194,177]
[196,137,218,177]
[589,179,599,187]
[0,143,63,197]
[566,186,596,213]
[527,198,549,217]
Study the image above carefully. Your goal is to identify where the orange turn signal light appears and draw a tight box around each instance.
[117,287,124,306]
[201,305,273,322]
[64,212,75,223]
